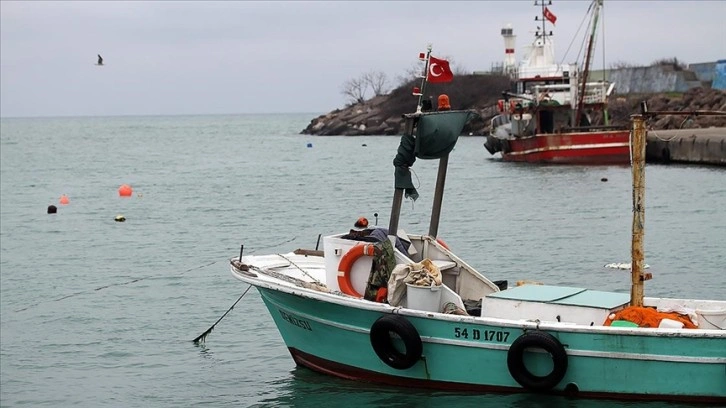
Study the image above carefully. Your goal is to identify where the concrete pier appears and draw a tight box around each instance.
[646,128,726,165]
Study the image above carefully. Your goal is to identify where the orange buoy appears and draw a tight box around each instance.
[118,184,133,197]
[59,194,70,205]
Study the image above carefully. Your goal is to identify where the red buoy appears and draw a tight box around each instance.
[59,194,70,205]
[118,184,133,197]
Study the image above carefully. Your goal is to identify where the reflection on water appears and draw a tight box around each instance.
[260,367,684,408]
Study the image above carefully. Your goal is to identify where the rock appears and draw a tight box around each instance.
[301,76,726,136]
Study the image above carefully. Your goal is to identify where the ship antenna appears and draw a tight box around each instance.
[415,44,433,113]
[535,1,554,41]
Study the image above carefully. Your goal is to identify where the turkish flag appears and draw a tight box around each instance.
[427,56,453,83]
[544,7,557,25]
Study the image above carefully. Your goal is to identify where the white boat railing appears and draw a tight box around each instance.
[532,82,610,106]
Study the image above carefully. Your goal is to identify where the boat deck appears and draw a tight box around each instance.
[483,285,630,326]
[488,285,630,309]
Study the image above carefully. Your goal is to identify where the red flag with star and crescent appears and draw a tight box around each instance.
[427,56,454,83]
[544,7,557,25]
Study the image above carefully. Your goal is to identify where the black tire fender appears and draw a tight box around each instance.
[507,330,568,391]
[369,315,422,370]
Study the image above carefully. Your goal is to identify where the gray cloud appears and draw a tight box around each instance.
[1,0,724,117]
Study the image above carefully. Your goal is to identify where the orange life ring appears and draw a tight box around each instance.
[436,238,450,250]
[338,244,376,298]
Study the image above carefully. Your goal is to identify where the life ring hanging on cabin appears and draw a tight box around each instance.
[507,330,568,391]
[337,243,376,298]
[369,314,422,370]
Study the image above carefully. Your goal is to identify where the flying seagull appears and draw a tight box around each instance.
[96,54,104,66]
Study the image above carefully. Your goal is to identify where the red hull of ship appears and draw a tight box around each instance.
[501,130,630,164]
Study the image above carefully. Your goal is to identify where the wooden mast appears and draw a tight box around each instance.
[629,112,647,307]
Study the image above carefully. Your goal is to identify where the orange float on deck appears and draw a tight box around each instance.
[118,184,133,197]
[436,237,450,250]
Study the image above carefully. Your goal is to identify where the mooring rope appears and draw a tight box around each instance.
[13,260,222,312]
[650,127,681,143]
[13,236,299,313]
[192,284,252,344]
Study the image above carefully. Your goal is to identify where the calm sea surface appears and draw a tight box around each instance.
[1,114,724,407]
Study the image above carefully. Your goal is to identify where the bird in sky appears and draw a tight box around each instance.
[96,54,104,66]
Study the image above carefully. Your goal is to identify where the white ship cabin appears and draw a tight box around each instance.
[493,26,615,136]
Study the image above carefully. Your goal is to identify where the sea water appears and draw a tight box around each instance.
[1,114,724,407]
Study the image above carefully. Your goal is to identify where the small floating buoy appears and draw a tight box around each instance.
[59,195,69,205]
[306,143,313,148]
[114,214,126,222]
[362,143,367,147]
[601,177,608,182]
[118,184,133,197]
[47,205,57,214]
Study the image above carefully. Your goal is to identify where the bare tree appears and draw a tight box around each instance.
[363,71,390,96]
[441,56,469,76]
[341,77,368,104]
[609,60,637,69]
[396,62,425,87]
[651,57,687,71]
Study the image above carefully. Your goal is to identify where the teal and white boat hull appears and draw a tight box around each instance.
[231,249,726,404]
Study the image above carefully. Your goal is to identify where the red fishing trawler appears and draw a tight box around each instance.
[484,0,630,164]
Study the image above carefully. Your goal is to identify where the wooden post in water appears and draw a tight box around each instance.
[630,114,647,307]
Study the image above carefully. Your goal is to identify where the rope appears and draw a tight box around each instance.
[13,259,222,312]
[559,5,590,68]
[276,253,323,285]
[649,128,680,142]
[14,237,300,313]
[192,285,252,344]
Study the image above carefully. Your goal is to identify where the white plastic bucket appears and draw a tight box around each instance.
[406,283,442,312]
[696,308,726,330]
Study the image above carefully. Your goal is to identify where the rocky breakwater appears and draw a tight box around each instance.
[302,77,726,137]
[301,74,511,136]
[607,87,726,129]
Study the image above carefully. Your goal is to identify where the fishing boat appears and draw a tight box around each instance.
[484,0,631,164]
[228,51,726,403]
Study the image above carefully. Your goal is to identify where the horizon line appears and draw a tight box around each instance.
[0,111,325,120]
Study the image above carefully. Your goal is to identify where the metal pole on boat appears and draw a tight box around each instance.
[417,44,433,113]
[389,189,403,236]
[428,153,449,238]
[389,116,417,235]
[629,112,646,307]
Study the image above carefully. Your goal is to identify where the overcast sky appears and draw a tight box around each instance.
[1,1,724,118]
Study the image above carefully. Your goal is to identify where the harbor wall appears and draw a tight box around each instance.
[599,66,703,94]
[713,60,726,90]
[646,128,726,166]
[591,60,726,94]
